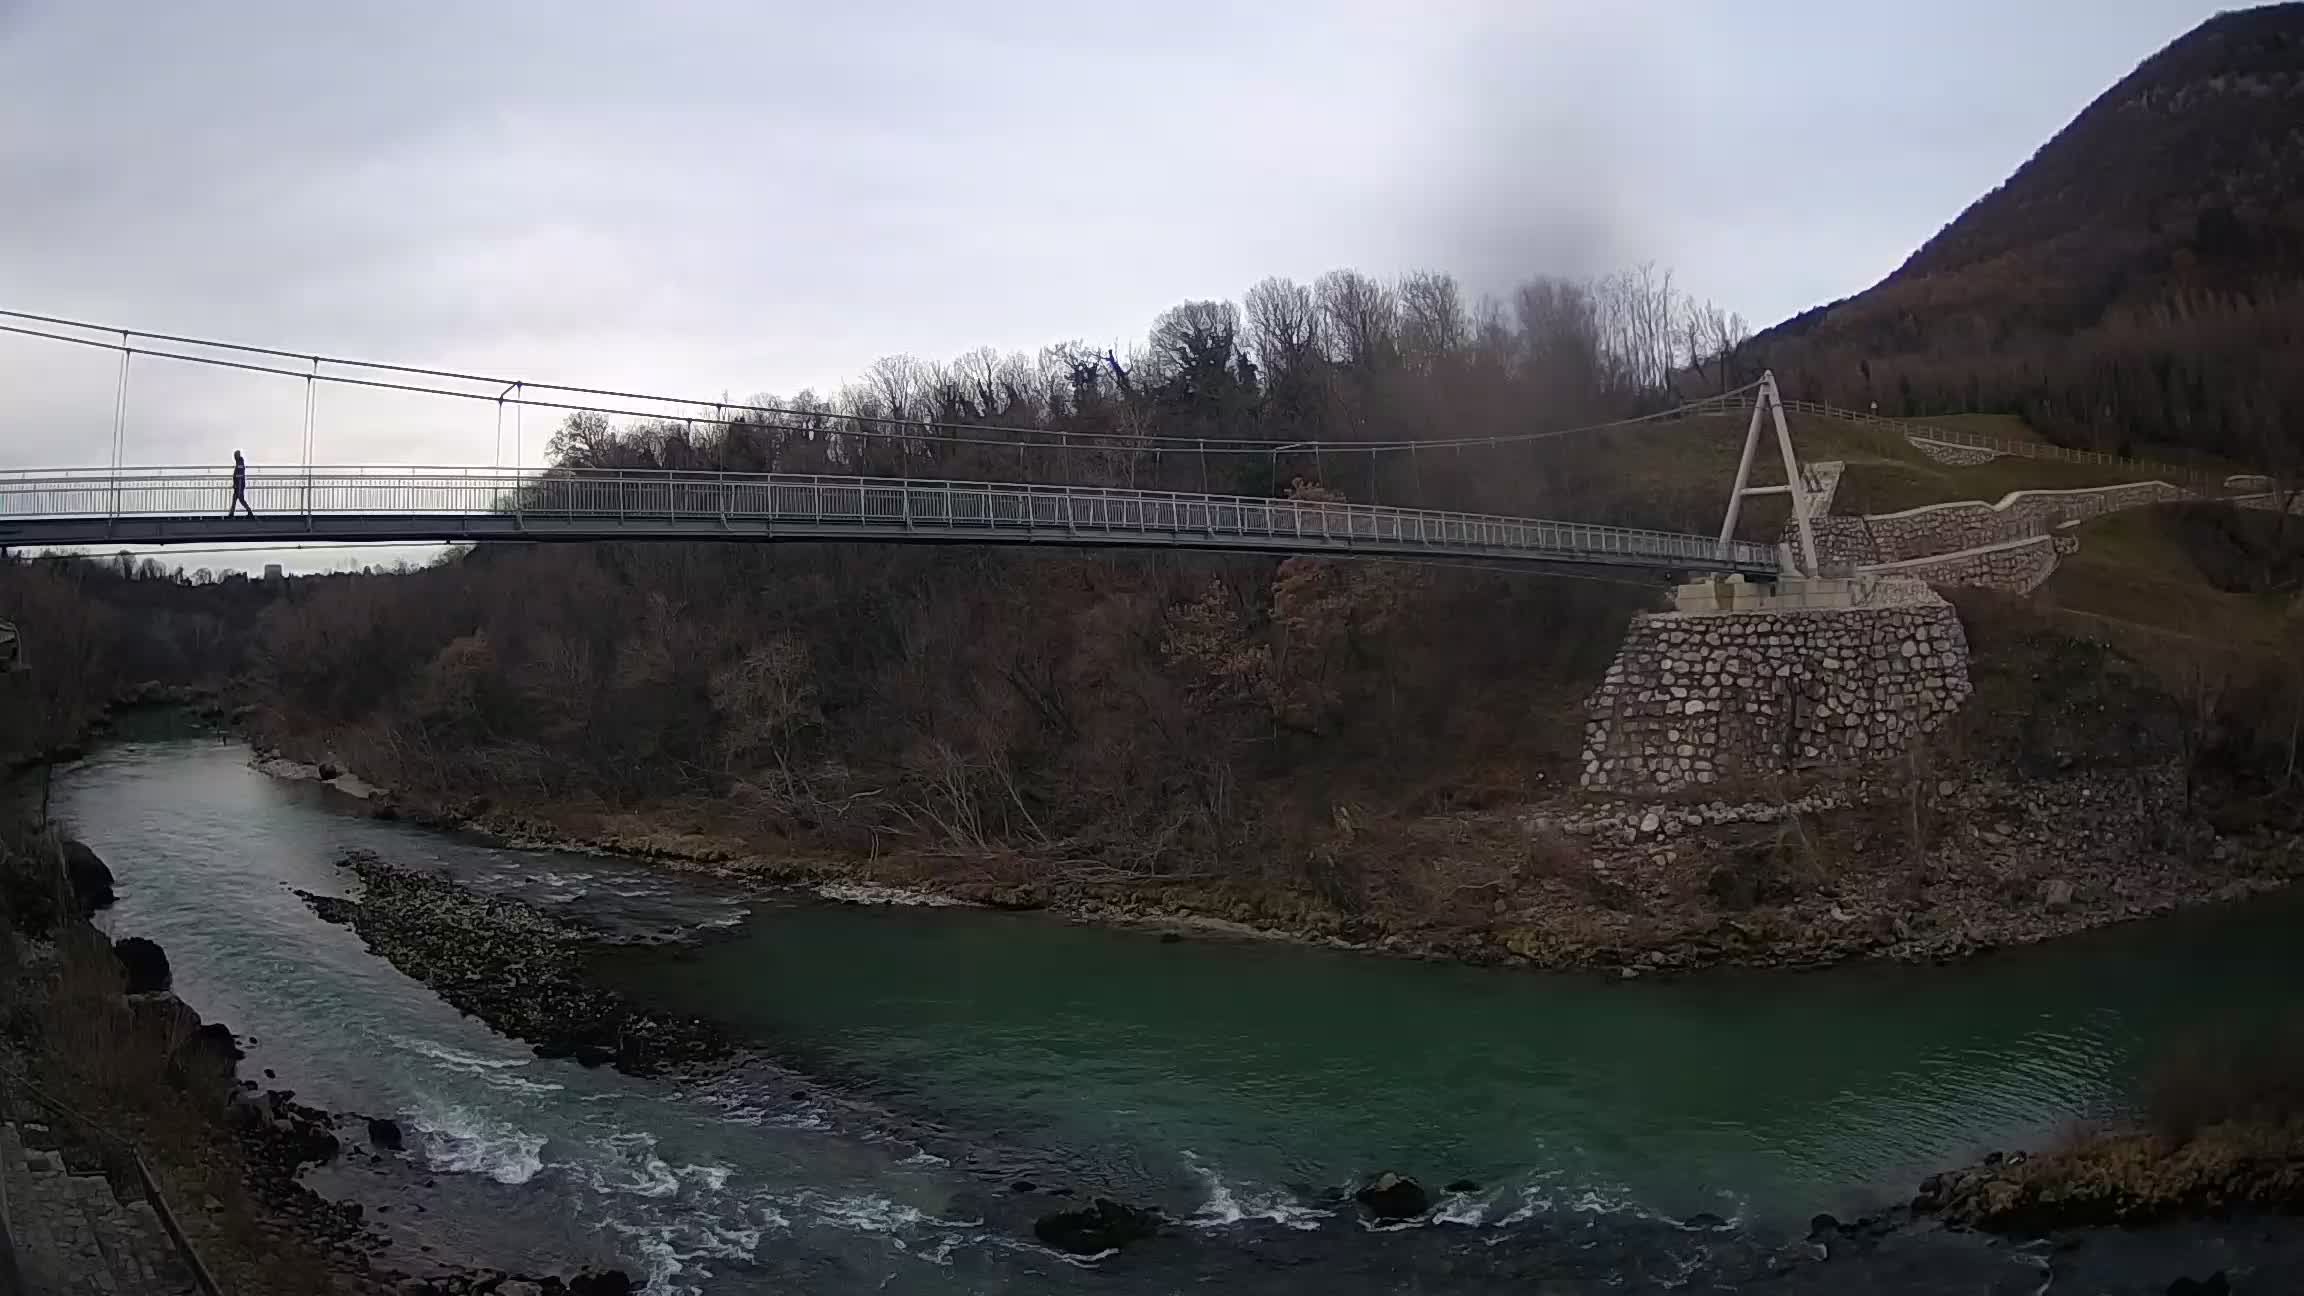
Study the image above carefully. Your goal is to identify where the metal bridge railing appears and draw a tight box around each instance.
[0,466,1781,572]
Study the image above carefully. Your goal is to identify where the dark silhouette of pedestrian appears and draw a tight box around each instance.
[228,450,256,518]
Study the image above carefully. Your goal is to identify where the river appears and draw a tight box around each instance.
[48,733,2304,1292]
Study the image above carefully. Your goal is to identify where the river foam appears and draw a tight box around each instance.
[1181,1151,1331,1231]
[583,1131,736,1200]
[411,1101,549,1185]
[396,1035,567,1095]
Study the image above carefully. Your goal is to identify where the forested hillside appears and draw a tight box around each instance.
[1752,4,2304,468]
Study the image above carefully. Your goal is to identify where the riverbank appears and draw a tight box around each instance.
[268,746,2301,977]
[1912,1025,2304,1239]
[0,826,641,1295]
[45,738,2304,1293]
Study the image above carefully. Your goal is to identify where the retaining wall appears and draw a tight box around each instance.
[1858,534,2076,596]
[1909,437,2002,466]
[1581,598,1972,793]
[1808,481,2191,566]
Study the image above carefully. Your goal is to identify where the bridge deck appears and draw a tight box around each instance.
[0,468,1779,575]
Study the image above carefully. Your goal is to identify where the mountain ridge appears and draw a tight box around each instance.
[1751,3,2304,466]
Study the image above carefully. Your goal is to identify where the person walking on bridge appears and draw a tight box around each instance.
[227,450,256,518]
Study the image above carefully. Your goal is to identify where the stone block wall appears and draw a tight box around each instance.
[1808,516,1881,566]
[1803,461,1845,516]
[1581,600,1972,792]
[1909,437,2002,466]
[1841,481,2190,563]
[1861,535,2066,595]
[2234,491,2304,514]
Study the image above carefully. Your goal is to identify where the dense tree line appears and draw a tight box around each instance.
[237,262,1752,897]
[531,264,1749,522]
[0,555,279,765]
[250,539,1647,893]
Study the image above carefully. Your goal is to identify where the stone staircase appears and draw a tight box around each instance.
[1,1120,199,1294]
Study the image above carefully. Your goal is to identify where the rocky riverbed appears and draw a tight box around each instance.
[298,851,727,1076]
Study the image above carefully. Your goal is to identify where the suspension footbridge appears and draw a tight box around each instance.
[0,465,1779,573]
[0,311,1800,577]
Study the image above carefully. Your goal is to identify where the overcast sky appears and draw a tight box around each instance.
[0,0,2238,569]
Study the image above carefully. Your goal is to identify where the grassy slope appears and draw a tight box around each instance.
[2040,508,2293,664]
[1563,409,2171,540]
[1574,404,2281,660]
[1917,412,2049,445]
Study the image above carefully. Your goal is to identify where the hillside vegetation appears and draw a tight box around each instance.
[1753,4,2304,471]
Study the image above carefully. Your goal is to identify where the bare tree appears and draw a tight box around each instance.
[548,410,616,466]
[1595,262,1680,395]
[861,354,933,430]
[1244,277,1323,384]
[1514,276,1604,398]
[1147,300,1245,383]
[1315,270,1398,373]
[1396,270,1471,374]
[1683,298,1753,394]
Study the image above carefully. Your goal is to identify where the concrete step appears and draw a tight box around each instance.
[2,1120,199,1294]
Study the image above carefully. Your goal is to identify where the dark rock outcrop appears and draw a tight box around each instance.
[124,989,201,1041]
[568,1271,637,1296]
[112,936,171,993]
[186,1021,243,1064]
[367,1117,404,1151]
[1032,1198,1160,1255]
[61,839,115,912]
[1353,1172,1431,1221]
[298,891,358,925]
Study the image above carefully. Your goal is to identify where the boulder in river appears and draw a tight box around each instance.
[1033,1198,1161,1255]
[1353,1172,1431,1221]
[1443,1178,1481,1194]
[62,840,115,913]
[112,936,172,993]
[568,1271,637,1296]
[187,1022,243,1064]
[367,1117,405,1151]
